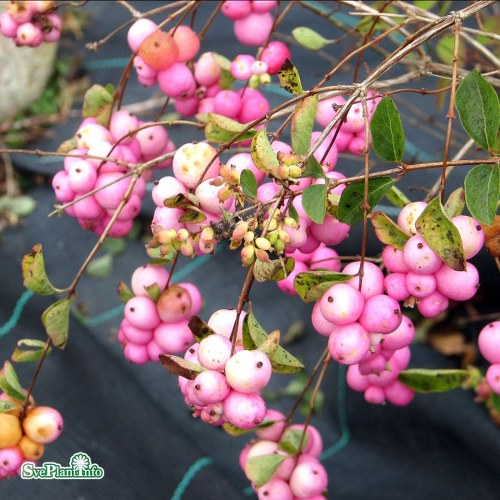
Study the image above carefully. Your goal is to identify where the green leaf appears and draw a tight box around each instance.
[257,330,280,360]
[292,26,331,51]
[370,96,405,162]
[251,128,279,176]
[22,244,64,295]
[0,400,19,414]
[414,0,436,9]
[179,208,207,223]
[159,354,204,380]
[455,70,500,151]
[205,113,257,143]
[435,35,466,65]
[253,257,295,283]
[302,184,327,224]
[117,281,134,303]
[337,177,395,225]
[443,187,466,218]
[277,58,303,96]
[370,211,409,250]
[399,368,469,392]
[464,164,500,225]
[82,84,114,127]
[188,316,217,342]
[492,393,500,413]
[415,196,466,271]
[293,270,352,303]
[288,204,300,224]
[11,339,51,363]
[292,95,317,155]
[0,195,36,217]
[0,361,26,401]
[243,313,304,373]
[301,156,325,179]
[278,428,309,454]
[102,237,127,256]
[245,454,287,488]
[385,185,410,208]
[144,283,161,302]
[86,253,114,279]
[221,423,255,436]
[240,169,258,199]
[41,297,75,349]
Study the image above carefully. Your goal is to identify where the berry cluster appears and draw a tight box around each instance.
[221,0,277,47]
[381,203,483,318]
[177,309,272,430]
[478,321,500,395]
[0,392,63,479]
[0,1,61,46]
[52,112,175,236]
[118,264,202,365]
[128,18,274,123]
[315,91,382,158]
[240,411,328,499]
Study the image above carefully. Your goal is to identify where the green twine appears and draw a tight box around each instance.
[0,290,34,337]
[171,456,214,500]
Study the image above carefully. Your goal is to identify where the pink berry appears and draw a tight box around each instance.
[194,52,221,87]
[358,294,402,334]
[382,245,410,273]
[193,370,231,404]
[397,202,427,236]
[158,62,196,99]
[260,41,291,74]
[16,22,43,47]
[319,283,365,325]
[346,364,370,391]
[157,285,192,323]
[384,273,411,302]
[234,12,274,46]
[328,322,371,365]
[316,95,346,128]
[0,447,23,475]
[309,245,341,272]
[310,215,350,246]
[478,321,500,364]
[382,315,415,351]
[405,272,436,298]
[213,90,242,119]
[434,262,479,301]
[125,296,161,330]
[486,364,500,394]
[364,385,385,404]
[311,301,336,337]
[343,261,385,299]
[403,235,442,275]
[197,334,233,371]
[130,264,169,297]
[0,12,18,38]
[289,456,328,498]
[231,54,256,80]
[255,408,286,441]
[153,319,194,354]
[256,478,293,500]
[310,131,338,171]
[207,309,246,342]
[384,380,415,406]
[451,215,485,260]
[223,390,266,429]
[127,18,158,52]
[416,291,449,318]
[221,0,252,19]
[225,350,272,393]
[124,342,150,364]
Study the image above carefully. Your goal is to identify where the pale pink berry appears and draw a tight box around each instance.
[288,423,323,458]
[72,194,105,221]
[154,319,194,353]
[346,364,370,391]
[93,172,132,210]
[486,364,500,394]
[405,272,436,299]
[381,315,415,351]
[124,342,150,364]
[136,122,169,157]
[121,320,153,345]
[195,177,234,214]
[416,290,449,318]
[309,245,341,272]
[131,264,169,297]
[435,262,479,301]
[76,123,112,149]
[256,478,293,500]
[451,215,485,259]
[310,215,350,246]
[158,62,196,99]
[127,18,158,52]
[316,95,346,128]
[0,447,23,474]
[16,22,43,47]
[238,89,270,123]
[213,90,242,119]
[109,110,139,144]
[251,0,277,13]
[52,170,76,203]
[384,273,411,302]
[172,142,221,189]
[0,12,19,38]
[194,52,221,87]
[176,282,203,317]
[67,160,97,194]
[152,206,185,232]
[478,321,500,364]
[41,13,62,43]
[226,152,266,184]
[319,283,365,325]
[403,235,442,275]
[342,101,365,133]
[222,390,266,429]
[231,54,256,80]
[255,408,286,441]
[359,294,402,334]
[310,131,338,171]
[382,245,410,273]
[193,370,231,404]
[289,456,328,498]
[343,261,385,299]
[328,322,371,365]
[366,358,400,388]
[207,309,246,342]
[197,333,233,371]
[225,350,272,393]
[125,296,161,330]
[311,301,336,337]
[397,202,427,236]
[234,12,274,46]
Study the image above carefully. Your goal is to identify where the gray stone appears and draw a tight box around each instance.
[0,5,57,122]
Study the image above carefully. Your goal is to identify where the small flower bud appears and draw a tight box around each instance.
[241,244,255,265]
[244,231,255,243]
[255,237,272,251]
[255,248,271,263]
